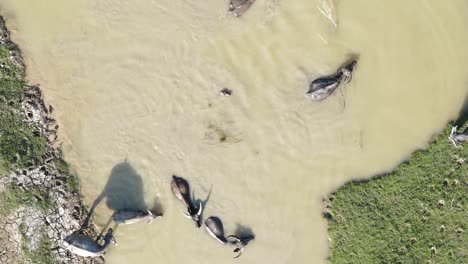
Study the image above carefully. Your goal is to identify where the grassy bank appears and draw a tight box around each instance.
[0,16,90,263]
[0,26,46,171]
[0,184,54,216]
[0,18,49,214]
[326,127,467,263]
[0,18,55,263]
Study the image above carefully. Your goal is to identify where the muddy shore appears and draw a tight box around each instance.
[0,16,103,263]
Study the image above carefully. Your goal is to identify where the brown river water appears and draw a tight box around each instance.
[1,0,468,263]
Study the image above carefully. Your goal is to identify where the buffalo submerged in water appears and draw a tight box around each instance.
[306,60,357,101]
[227,234,255,258]
[170,175,203,227]
[204,216,228,244]
[204,216,255,258]
[62,229,117,257]
[228,0,256,17]
[112,209,162,225]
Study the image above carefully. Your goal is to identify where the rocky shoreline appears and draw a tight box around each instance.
[0,16,102,263]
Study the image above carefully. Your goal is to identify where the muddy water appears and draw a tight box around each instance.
[1,0,468,263]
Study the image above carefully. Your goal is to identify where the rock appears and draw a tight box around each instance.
[219,88,233,96]
[45,216,54,224]
[47,230,55,239]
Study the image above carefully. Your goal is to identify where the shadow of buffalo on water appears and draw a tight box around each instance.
[232,223,255,240]
[82,160,162,238]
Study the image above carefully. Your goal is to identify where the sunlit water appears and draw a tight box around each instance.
[1,0,467,263]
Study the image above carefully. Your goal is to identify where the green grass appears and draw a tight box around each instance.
[0,160,6,174]
[0,41,24,80]
[20,228,53,264]
[0,27,46,171]
[0,45,8,58]
[66,174,80,193]
[54,158,70,176]
[0,109,47,170]
[326,127,468,264]
[0,184,54,216]
[54,157,80,192]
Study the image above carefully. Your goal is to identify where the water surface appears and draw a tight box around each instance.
[1,0,467,263]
